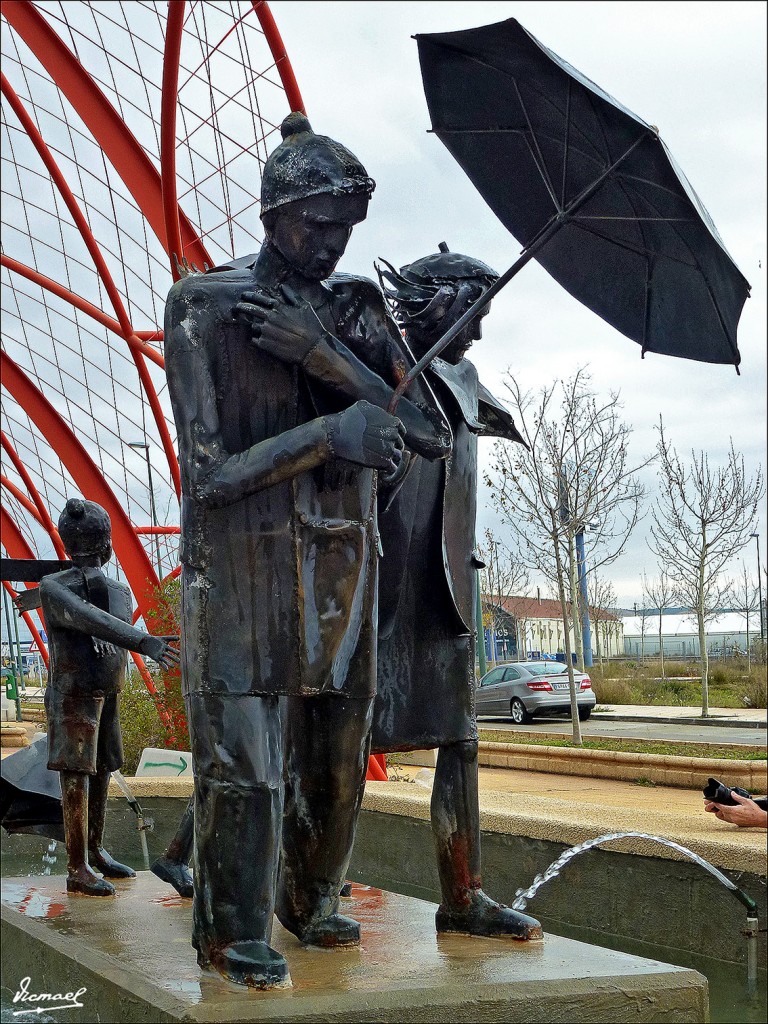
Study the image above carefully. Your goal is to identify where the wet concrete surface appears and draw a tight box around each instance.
[1,873,708,1022]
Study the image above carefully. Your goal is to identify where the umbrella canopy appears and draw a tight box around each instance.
[0,735,64,841]
[414,18,750,369]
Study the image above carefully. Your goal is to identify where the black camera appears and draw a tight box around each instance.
[703,777,768,810]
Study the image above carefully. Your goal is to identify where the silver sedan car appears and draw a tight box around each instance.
[476,661,596,724]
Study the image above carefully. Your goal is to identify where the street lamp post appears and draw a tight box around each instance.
[128,440,161,578]
[574,527,593,668]
[750,533,765,643]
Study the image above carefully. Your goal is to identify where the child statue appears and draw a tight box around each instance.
[40,498,179,896]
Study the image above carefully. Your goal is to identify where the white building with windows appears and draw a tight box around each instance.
[483,595,624,661]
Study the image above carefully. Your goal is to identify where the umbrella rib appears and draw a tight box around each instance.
[573,216,694,221]
[423,41,609,164]
[633,185,741,361]
[571,221,697,270]
[641,255,654,357]
[583,88,614,165]
[561,77,571,209]
[626,185,706,271]
[436,127,605,174]
[510,77,561,213]
[615,172,697,202]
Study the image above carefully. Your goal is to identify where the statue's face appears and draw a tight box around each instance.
[439,300,491,364]
[266,192,369,281]
[65,533,112,566]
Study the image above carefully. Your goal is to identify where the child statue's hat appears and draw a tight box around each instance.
[58,498,111,556]
[260,112,375,215]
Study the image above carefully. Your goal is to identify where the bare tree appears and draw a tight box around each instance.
[649,420,764,716]
[636,603,652,664]
[478,530,530,666]
[487,367,649,744]
[587,573,618,668]
[642,569,675,680]
[730,563,759,670]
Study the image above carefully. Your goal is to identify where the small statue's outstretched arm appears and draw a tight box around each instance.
[40,575,179,669]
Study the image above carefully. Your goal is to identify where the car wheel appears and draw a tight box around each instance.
[510,698,533,725]
[578,707,592,721]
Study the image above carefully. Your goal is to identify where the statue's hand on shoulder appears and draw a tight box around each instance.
[235,285,324,364]
[140,634,181,671]
[326,400,405,474]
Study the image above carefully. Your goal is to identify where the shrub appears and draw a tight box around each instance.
[592,678,635,705]
[740,673,768,710]
[119,670,168,775]
[119,575,190,773]
[664,661,699,678]
[642,677,700,705]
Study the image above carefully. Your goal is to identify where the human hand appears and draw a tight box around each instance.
[325,400,405,473]
[705,791,768,828]
[235,285,325,363]
[141,635,181,671]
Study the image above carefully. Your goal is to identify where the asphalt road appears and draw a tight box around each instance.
[476,716,767,747]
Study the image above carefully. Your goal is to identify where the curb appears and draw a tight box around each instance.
[593,713,766,728]
[476,740,768,791]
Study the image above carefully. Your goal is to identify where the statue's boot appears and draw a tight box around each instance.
[67,863,116,897]
[276,695,372,948]
[435,890,542,939]
[198,941,290,989]
[432,741,542,940]
[60,772,116,897]
[279,910,360,948]
[151,795,194,896]
[88,767,136,878]
[187,692,288,987]
[151,857,194,898]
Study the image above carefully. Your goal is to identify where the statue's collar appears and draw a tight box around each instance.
[429,358,482,432]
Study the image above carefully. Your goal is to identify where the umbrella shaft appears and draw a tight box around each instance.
[388,222,554,412]
[388,132,650,413]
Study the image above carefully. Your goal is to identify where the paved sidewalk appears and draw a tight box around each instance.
[593,704,766,728]
[384,763,767,875]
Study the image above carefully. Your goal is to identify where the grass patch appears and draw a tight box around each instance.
[589,659,767,709]
[477,729,766,760]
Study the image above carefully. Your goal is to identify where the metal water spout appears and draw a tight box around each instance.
[512,832,761,991]
[111,770,153,869]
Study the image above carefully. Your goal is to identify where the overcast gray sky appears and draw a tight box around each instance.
[273,0,767,605]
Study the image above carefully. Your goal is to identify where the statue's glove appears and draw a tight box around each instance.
[379,449,412,489]
[235,284,326,364]
[325,400,405,474]
[140,635,181,671]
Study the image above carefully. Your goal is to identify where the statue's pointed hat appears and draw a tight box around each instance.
[260,112,375,214]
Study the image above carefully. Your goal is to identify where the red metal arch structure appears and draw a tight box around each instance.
[1,1,388,779]
[1,1,301,690]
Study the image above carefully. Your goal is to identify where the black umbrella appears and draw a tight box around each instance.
[0,735,64,841]
[391,17,750,407]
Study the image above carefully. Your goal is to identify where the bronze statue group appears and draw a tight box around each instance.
[42,114,541,990]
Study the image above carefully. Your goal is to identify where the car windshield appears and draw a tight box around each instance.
[526,663,568,676]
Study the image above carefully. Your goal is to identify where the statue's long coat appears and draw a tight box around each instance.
[165,262,418,700]
[372,357,522,751]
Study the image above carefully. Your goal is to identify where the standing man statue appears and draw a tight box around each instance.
[372,246,542,940]
[165,113,448,988]
[39,498,179,896]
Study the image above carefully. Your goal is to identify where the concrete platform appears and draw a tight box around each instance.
[1,874,708,1023]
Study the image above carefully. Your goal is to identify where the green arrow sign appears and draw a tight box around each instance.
[143,754,188,776]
